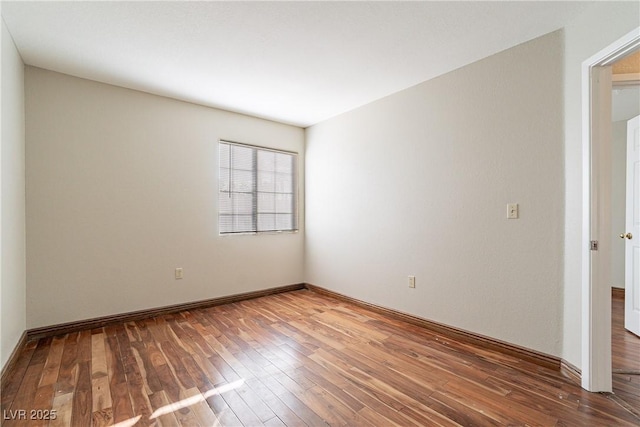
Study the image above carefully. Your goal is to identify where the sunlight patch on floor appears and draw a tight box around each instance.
[150,379,245,419]
[112,415,141,427]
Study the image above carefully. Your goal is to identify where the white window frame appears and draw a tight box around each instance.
[218,140,298,235]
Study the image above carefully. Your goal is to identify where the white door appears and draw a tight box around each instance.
[625,114,640,337]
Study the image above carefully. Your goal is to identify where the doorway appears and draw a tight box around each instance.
[582,28,639,393]
[609,54,640,412]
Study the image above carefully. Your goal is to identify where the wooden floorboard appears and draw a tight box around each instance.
[612,292,640,417]
[2,289,639,426]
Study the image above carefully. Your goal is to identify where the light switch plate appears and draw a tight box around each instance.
[408,276,416,288]
[507,203,519,219]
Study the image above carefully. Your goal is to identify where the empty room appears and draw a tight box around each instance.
[1,1,640,426]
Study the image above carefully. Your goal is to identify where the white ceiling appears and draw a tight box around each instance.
[2,1,594,127]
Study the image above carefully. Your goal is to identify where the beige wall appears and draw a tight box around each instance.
[306,31,564,356]
[561,1,640,369]
[1,19,26,370]
[25,67,304,328]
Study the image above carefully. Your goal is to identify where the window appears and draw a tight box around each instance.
[219,140,298,234]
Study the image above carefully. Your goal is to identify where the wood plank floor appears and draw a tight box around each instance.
[612,291,640,415]
[2,289,639,426]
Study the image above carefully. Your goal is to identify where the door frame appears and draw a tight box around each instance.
[581,27,640,392]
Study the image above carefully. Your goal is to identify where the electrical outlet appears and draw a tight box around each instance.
[175,268,183,279]
[408,276,416,288]
[507,203,519,219]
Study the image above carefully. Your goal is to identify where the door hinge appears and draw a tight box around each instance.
[590,240,599,251]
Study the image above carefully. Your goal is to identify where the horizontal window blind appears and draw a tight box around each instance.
[219,141,298,234]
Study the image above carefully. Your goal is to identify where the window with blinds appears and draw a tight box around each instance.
[219,140,298,234]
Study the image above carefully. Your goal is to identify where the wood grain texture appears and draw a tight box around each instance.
[0,331,28,392]
[560,359,581,385]
[306,283,561,370]
[612,290,640,418]
[612,286,625,300]
[1,289,638,426]
[25,284,305,341]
